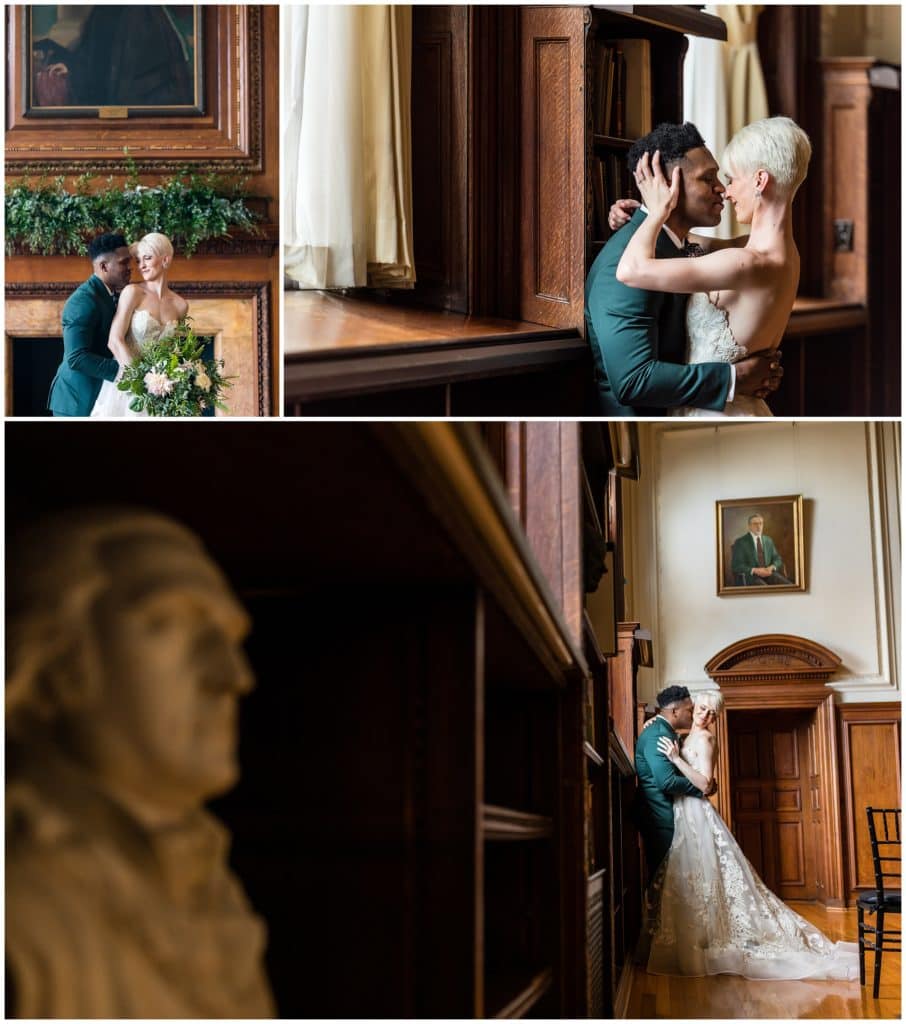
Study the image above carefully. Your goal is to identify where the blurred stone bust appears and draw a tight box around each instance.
[6,508,274,1018]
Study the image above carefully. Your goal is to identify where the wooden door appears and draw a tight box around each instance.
[728,709,818,900]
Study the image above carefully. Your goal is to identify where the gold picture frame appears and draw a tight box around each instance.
[6,5,262,174]
[716,494,805,596]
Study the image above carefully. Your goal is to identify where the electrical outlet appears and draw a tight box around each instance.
[833,219,854,252]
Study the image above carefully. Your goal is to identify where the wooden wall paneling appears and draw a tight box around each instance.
[521,422,583,648]
[609,623,640,763]
[838,703,902,899]
[519,6,588,330]
[411,5,470,313]
[470,7,521,320]
[757,6,823,296]
[821,59,873,307]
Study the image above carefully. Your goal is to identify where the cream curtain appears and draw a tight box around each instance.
[282,5,415,289]
[716,4,769,235]
[683,8,730,238]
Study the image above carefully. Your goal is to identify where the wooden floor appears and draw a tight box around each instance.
[625,902,901,1019]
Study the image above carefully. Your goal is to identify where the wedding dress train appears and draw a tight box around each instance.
[90,310,175,419]
[672,292,772,418]
[648,731,859,980]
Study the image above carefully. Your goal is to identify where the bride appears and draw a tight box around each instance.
[616,116,811,417]
[90,232,189,418]
[648,690,859,980]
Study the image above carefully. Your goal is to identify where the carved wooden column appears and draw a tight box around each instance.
[704,634,847,908]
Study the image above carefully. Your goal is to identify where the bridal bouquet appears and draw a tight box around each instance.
[117,318,232,416]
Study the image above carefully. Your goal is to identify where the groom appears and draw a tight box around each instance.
[47,233,132,416]
[634,685,710,882]
[585,122,783,416]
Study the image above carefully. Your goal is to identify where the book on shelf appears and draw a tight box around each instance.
[594,36,652,140]
[591,156,607,239]
[619,38,652,138]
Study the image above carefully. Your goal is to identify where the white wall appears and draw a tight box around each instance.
[624,422,900,705]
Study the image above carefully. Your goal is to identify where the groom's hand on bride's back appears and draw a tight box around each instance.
[608,198,641,232]
[735,350,783,399]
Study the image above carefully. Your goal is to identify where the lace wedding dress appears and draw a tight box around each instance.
[90,310,175,419]
[648,730,860,980]
[672,292,772,418]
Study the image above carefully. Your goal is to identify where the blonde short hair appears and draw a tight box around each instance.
[130,232,174,261]
[695,689,725,715]
[723,116,812,195]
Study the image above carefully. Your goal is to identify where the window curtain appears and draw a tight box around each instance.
[282,5,416,289]
[683,8,730,238]
[716,4,769,235]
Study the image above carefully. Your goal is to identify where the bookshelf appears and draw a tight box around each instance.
[519,5,726,331]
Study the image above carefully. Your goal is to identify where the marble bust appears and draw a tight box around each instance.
[6,508,274,1018]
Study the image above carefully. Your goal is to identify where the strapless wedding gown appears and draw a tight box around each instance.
[648,731,859,980]
[90,310,175,419]
[672,292,771,418]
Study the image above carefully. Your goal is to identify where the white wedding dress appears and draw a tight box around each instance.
[648,730,860,981]
[672,292,772,418]
[90,310,175,419]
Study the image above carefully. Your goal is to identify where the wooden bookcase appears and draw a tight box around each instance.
[7,421,644,1017]
[519,4,726,333]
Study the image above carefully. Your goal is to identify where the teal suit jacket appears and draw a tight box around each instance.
[48,275,119,416]
[731,533,786,583]
[634,717,703,876]
[584,210,731,416]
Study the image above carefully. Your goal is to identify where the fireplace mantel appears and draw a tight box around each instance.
[6,281,271,417]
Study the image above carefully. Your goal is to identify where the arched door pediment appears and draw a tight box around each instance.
[705,634,841,687]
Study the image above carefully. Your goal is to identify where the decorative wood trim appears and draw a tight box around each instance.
[5,229,279,260]
[705,633,842,685]
[6,6,263,174]
[377,423,588,687]
[482,804,554,841]
[285,333,587,403]
[493,968,553,1019]
[5,280,271,416]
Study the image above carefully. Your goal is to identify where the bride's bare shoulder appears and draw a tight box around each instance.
[171,290,189,319]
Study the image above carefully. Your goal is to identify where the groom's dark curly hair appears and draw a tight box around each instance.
[87,233,128,262]
[627,122,707,175]
[656,685,692,709]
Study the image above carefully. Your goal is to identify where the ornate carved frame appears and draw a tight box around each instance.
[705,633,847,907]
[6,6,263,174]
[5,281,271,417]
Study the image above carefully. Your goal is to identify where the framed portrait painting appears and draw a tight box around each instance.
[716,494,805,596]
[26,6,203,118]
[6,6,262,174]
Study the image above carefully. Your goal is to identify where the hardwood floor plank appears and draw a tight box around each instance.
[624,902,901,1019]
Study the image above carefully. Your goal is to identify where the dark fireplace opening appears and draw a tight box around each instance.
[13,337,61,416]
[12,336,218,417]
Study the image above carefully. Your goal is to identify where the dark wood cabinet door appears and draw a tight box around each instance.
[519,6,588,331]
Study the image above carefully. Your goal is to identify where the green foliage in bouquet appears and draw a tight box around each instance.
[6,156,261,257]
[117,318,232,417]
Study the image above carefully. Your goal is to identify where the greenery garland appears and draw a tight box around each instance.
[5,159,262,257]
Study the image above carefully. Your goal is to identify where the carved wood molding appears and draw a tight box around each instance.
[5,231,279,259]
[6,6,263,174]
[5,280,271,417]
[705,633,842,686]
